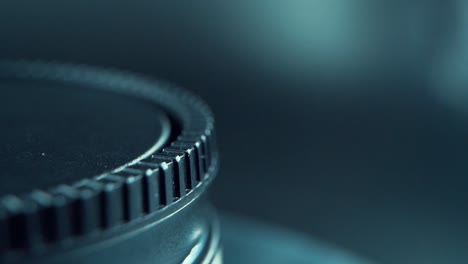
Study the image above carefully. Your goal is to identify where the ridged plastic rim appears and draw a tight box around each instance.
[0,61,219,252]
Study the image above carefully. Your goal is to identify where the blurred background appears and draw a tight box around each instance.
[1,1,468,263]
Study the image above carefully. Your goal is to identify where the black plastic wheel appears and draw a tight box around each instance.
[0,61,220,264]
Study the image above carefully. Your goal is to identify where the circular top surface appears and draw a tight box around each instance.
[0,61,218,257]
[0,80,171,196]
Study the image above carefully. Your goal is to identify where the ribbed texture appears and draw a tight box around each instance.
[0,61,219,252]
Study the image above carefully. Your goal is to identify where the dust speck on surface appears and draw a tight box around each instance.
[41,153,46,156]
